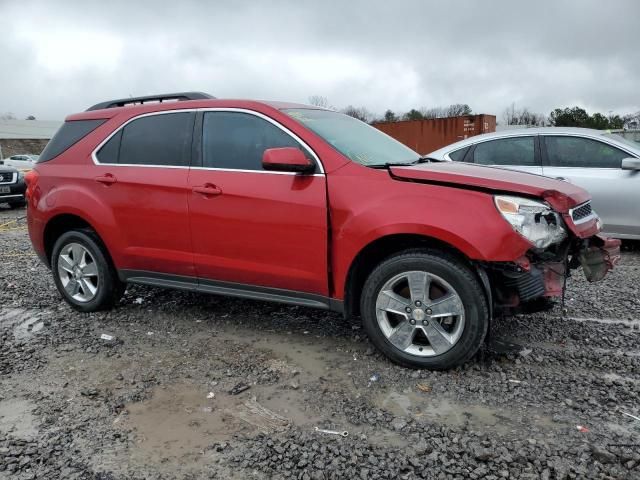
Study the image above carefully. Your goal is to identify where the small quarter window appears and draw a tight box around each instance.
[96,130,122,164]
[448,147,469,162]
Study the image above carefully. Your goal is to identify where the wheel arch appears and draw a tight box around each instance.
[43,213,106,266]
[343,233,490,319]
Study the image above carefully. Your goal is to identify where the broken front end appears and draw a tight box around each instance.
[483,196,620,316]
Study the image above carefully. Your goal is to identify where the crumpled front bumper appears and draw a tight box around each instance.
[487,233,620,313]
[577,234,621,282]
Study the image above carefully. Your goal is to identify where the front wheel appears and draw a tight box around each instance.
[51,229,125,312]
[360,250,488,369]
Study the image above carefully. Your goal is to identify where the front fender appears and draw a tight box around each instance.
[328,167,532,299]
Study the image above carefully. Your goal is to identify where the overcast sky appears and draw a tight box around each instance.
[1,0,638,121]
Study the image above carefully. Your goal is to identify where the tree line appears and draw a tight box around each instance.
[309,96,640,130]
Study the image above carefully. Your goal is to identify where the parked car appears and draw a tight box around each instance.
[25,93,620,369]
[427,127,640,239]
[2,154,39,170]
[0,166,26,208]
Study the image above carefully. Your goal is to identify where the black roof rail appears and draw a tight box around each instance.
[86,92,215,111]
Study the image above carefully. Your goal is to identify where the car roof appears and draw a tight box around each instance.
[427,126,639,157]
[67,98,325,121]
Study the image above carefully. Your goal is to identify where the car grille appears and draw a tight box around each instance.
[572,202,593,222]
[0,172,15,184]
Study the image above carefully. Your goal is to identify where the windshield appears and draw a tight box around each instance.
[284,108,420,166]
[602,133,640,150]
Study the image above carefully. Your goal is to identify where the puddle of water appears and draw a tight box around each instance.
[377,391,528,434]
[568,316,640,328]
[0,308,48,340]
[0,398,39,440]
[121,381,324,464]
[121,383,245,463]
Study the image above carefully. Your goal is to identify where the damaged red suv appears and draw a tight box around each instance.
[26,92,620,369]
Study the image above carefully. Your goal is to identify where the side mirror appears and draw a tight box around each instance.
[262,147,315,173]
[621,158,640,171]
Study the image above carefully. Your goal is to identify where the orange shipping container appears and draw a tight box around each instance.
[373,114,496,155]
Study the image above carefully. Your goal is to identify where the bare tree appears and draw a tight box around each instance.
[341,105,373,123]
[0,112,16,120]
[418,104,472,119]
[308,95,331,109]
[502,103,545,126]
[623,111,640,130]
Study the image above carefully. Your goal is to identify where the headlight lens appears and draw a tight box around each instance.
[494,195,567,249]
[18,171,24,181]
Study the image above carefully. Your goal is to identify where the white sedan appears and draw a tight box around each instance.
[2,154,38,170]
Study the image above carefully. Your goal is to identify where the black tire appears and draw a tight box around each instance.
[8,200,26,209]
[51,229,125,312]
[360,249,488,370]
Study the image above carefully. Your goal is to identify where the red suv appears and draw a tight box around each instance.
[26,92,620,369]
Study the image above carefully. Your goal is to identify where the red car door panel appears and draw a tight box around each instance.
[188,170,328,294]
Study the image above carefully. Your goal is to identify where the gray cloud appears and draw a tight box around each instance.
[1,0,638,120]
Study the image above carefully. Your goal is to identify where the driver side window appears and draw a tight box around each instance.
[202,112,314,171]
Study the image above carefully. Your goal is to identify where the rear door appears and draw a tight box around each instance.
[188,110,329,295]
[541,134,637,237]
[93,111,195,276]
[466,135,543,175]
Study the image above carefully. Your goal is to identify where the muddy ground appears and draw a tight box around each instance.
[0,206,639,479]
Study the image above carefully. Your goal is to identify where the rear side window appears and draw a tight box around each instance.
[545,136,627,168]
[448,146,469,162]
[473,137,536,166]
[38,119,106,163]
[202,112,312,171]
[96,113,194,166]
[96,130,122,164]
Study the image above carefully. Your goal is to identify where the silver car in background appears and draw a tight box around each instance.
[427,127,640,239]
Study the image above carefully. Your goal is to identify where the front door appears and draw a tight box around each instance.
[188,110,328,295]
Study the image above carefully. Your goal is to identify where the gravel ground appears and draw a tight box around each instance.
[0,205,639,479]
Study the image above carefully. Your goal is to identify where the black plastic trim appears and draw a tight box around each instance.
[86,92,215,111]
[119,270,344,313]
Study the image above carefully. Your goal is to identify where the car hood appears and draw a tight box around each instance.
[389,162,590,213]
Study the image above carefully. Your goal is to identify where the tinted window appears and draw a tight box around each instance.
[38,119,106,163]
[96,130,122,164]
[474,137,536,166]
[448,147,469,162]
[118,113,194,166]
[203,112,311,171]
[545,136,627,168]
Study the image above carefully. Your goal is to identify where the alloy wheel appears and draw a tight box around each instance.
[57,242,100,303]
[375,270,465,357]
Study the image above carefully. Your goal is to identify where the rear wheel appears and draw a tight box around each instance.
[51,230,125,312]
[360,250,488,369]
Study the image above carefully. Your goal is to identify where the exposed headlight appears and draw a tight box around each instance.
[494,195,567,249]
[17,171,24,181]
